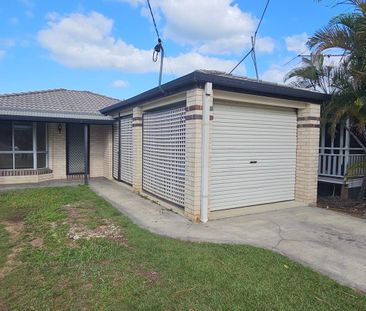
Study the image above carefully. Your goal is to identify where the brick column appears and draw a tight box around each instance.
[132,107,143,192]
[184,88,204,222]
[89,125,105,178]
[48,123,66,180]
[103,125,113,179]
[295,103,321,205]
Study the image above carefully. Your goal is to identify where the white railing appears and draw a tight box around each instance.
[318,147,366,178]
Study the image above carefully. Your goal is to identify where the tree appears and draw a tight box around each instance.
[284,54,335,94]
[287,0,366,198]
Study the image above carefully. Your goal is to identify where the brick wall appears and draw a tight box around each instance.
[89,125,113,179]
[48,123,67,180]
[295,104,321,204]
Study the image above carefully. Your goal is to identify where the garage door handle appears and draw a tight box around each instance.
[250,161,257,164]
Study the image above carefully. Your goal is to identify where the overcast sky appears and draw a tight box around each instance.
[0,0,345,99]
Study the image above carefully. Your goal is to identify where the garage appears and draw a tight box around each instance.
[142,104,186,206]
[112,115,133,184]
[101,70,325,222]
[210,102,297,211]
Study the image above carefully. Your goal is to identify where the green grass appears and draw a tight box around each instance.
[0,186,365,311]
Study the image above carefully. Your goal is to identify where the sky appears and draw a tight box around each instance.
[0,0,347,100]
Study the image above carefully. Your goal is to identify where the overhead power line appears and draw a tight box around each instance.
[283,53,348,66]
[146,0,160,40]
[229,0,270,78]
[254,0,270,38]
[229,48,253,75]
[146,0,165,93]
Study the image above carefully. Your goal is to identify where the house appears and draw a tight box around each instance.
[0,89,118,183]
[318,121,366,198]
[0,70,328,222]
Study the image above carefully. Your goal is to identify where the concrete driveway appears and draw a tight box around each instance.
[90,179,366,292]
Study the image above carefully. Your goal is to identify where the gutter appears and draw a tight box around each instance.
[100,70,329,115]
[0,114,115,125]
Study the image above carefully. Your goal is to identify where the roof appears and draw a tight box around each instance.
[101,70,329,114]
[0,89,121,124]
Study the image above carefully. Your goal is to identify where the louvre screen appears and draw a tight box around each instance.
[119,115,133,184]
[112,121,119,180]
[142,105,186,207]
[112,116,133,184]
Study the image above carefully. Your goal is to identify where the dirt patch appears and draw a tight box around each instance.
[1,220,24,240]
[67,221,128,245]
[0,220,25,279]
[318,196,366,219]
[0,299,9,311]
[30,237,43,248]
[62,204,128,246]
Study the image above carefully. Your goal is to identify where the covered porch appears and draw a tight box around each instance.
[318,122,366,193]
[0,121,113,185]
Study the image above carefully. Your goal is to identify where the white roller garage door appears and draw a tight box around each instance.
[143,105,186,206]
[211,102,297,211]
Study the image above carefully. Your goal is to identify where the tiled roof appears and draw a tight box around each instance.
[0,89,121,123]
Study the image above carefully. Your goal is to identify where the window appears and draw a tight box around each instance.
[0,121,48,170]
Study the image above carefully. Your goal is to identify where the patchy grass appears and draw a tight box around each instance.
[0,186,365,311]
[0,224,11,268]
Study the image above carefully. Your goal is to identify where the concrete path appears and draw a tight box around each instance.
[89,178,366,292]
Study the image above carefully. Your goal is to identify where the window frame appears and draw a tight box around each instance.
[0,121,48,170]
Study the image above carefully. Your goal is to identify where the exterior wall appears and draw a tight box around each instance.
[48,123,67,180]
[0,173,54,185]
[89,125,113,179]
[103,125,113,180]
[295,103,321,205]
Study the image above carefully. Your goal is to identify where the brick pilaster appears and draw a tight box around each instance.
[295,104,321,205]
[132,107,143,192]
[184,88,208,221]
[48,123,66,180]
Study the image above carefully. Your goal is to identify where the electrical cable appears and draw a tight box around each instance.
[146,0,160,40]
[146,0,165,93]
[229,0,270,76]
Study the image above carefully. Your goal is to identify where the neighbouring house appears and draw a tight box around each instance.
[0,89,119,182]
[318,122,366,198]
[0,70,328,222]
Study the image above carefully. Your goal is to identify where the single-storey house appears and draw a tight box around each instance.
[0,70,327,222]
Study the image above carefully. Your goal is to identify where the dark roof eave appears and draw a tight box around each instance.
[100,72,200,114]
[100,71,329,114]
[0,114,115,125]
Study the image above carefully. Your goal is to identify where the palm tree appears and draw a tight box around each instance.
[287,0,366,198]
[284,54,335,94]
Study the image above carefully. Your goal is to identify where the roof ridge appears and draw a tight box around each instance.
[0,88,122,102]
[0,88,68,97]
[80,90,121,102]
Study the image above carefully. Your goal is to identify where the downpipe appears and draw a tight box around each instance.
[200,82,212,223]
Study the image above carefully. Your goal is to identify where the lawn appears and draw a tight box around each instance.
[0,186,365,311]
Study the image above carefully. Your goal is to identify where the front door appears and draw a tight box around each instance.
[66,124,89,175]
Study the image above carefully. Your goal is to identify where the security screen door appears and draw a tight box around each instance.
[66,124,89,175]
